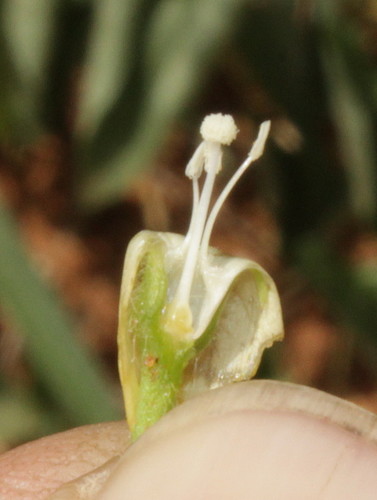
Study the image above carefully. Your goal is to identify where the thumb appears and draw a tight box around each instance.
[97,380,377,500]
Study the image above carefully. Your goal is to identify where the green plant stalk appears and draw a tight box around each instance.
[0,197,120,425]
[123,242,195,439]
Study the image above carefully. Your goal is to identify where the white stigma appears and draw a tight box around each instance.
[165,115,271,337]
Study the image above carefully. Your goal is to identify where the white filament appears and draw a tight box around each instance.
[174,142,221,308]
[169,115,271,334]
[200,121,271,260]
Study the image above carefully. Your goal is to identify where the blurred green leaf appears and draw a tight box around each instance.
[236,0,347,240]
[317,0,377,223]
[2,0,55,94]
[0,0,57,141]
[41,1,92,134]
[75,0,143,142]
[78,0,243,210]
[0,384,62,445]
[0,197,121,425]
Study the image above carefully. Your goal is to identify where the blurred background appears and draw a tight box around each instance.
[1,0,377,451]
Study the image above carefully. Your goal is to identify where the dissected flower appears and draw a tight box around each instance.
[118,114,284,439]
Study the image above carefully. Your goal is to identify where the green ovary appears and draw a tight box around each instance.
[126,241,195,440]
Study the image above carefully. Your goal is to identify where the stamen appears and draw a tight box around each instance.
[177,114,238,311]
[173,142,221,312]
[184,143,204,248]
[199,121,271,261]
[185,142,205,180]
[164,115,270,338]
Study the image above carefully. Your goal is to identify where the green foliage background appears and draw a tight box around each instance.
[1,0,377,446]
